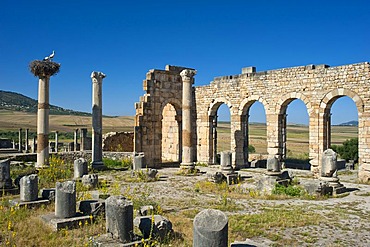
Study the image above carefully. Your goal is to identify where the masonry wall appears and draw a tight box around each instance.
[135,62,370,182]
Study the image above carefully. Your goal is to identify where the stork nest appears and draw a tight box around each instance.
[29,60,60,77]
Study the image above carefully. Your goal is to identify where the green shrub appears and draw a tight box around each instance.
[248,145,256,153]
[103,157,132,169]
[272,183,304,197]
[331,138,358,161]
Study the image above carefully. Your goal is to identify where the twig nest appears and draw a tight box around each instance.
[29,60,60,77]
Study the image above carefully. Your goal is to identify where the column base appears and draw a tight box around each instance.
[91,161,107,171]
[180,162,195,171]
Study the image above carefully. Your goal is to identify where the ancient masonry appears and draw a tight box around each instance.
[134,63,370,182]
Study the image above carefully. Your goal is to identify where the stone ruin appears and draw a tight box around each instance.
[103,131,134,152]
[134,62,370,182]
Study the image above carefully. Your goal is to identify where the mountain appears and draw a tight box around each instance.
[0,90,91,116]
[337,120,358,126]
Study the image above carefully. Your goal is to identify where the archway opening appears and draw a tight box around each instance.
[240,100,267,167]
[281,99,309,169]
[209,103,231,164]
[248,101,267,163]
[161,103,180,163]
[329,96,358,168]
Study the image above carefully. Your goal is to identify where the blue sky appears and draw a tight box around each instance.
[0,0,368,124]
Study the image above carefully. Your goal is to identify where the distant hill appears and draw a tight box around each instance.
[337,120,358,126]
[0,90,91,116]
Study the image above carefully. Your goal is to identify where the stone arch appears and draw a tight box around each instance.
[238,95,268,116]
[320,88,364,113]
[160,98,182,117]
[277,92,312,115]
[161,100,182,163]
[276,92,311,166]
[208,98,233,116]
[238,95,268,166]
[318,88,363,167]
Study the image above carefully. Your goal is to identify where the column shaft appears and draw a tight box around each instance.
[91,71,106,169]
[180,69,196,170]
[36,76,50,167]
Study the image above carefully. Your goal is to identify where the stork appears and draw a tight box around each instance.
[43,50,55,61]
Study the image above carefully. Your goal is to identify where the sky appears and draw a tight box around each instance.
[0,0,369,124]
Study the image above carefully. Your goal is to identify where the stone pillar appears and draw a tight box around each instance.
[32,136,36,153]
[20,174,38,202]
[91,71,106,170]
[242,114,249,166]
[212,116,218,165]
[55,181,76,218]
[80,128,88,151]
[74,129,78,151]
[193,209,228,247]
[74,158,88,178]
[18,128,22,152]
[105,196,134,243]
[54,131,59,153]
[36,76,51,167]
[180,69,196,170]
[25,128,29,153]
[220,151,232,173]
[133,153,145,170]
[0,159,12,189]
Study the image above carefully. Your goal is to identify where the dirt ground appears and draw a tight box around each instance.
[100,166,370,246]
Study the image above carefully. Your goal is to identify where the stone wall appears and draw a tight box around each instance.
[103,132,134,152]
[135,62,370,182]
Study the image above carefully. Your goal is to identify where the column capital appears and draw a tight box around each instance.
[91,71,106,83]
[180,69,197,81]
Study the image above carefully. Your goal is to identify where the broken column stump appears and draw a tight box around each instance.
[193,209,228,247]
[55,181,76,218]
[105,196,134,243]
[20,174,38,202]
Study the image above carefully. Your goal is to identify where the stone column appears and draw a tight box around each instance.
[18,128,22,152]
[54,131,59,153]
[0,159,12,189]
[193,209,228,247]
[36,76,51,167]
[20,174,38,202]
[180,69,196,170]
[242,114,249,166]
[91,71,106,170]
[105,196,134,243]
[278,113,287,161]
[74,129,78,152]
[212,116,218,165]
[55,181,76,218]
[30,57,60,167]
[80,128,88,151]
[32,136,36,153]
[25,128,29,153]
[74,158,88,178]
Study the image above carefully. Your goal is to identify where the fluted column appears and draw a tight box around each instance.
[180,69,196,170]
[91,71,106,170]
[80,128,87,151]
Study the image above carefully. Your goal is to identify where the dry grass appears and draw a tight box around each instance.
[0,110,134,133]
[217,122,358,157]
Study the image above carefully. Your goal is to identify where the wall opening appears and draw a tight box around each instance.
[240,100,267,166]
[329,96,359,167]
[209,103,231,164]
[282,99,310,169]
[161,103,180,163]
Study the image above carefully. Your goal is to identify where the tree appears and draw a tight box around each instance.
[331,138,358,162]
